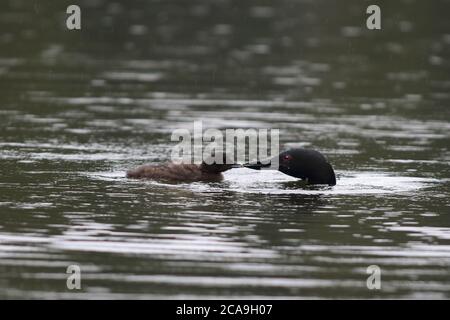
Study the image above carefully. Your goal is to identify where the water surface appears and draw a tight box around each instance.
[0,0,449,299]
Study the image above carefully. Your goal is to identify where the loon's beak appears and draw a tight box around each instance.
[230,164,243,168]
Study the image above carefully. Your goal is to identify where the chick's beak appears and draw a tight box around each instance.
[242,159,273,170]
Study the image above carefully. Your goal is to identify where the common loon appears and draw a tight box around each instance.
[244,148,336,186]
[126,148,336,185]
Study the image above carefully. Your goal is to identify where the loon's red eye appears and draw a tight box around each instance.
[283,154,293,161]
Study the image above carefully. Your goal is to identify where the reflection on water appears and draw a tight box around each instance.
[0,0,449,299]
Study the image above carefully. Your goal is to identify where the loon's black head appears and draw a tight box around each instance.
[244,148,336,186]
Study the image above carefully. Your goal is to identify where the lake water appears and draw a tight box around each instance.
[0,0,449,299]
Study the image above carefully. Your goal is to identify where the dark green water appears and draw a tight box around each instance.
[0,0,449,299]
